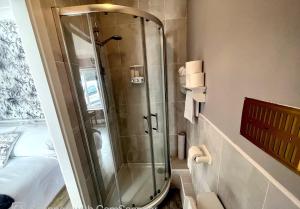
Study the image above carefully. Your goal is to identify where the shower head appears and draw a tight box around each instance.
[98,35,122,46]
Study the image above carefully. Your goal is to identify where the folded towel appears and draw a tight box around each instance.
[184,91,195,124]
[0,195,14,209]
[178,66,186,76]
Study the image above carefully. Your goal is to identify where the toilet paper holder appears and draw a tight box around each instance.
[195,145,212,165]
[188,144,212,168]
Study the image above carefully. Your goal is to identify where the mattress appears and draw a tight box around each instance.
[0,156,64,209]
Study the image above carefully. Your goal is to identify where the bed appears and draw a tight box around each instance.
[0,123,65,209]
[0,156,64,209]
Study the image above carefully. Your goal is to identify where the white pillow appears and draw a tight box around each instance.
[0,132,22,168]
[0,126,17,134]
[11,125,56,157]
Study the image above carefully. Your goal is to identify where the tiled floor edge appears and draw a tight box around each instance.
[198,113,300,207]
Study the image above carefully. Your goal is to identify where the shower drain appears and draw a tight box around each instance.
[157,167,165,174]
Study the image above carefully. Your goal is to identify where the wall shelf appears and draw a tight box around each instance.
[183,86,207,103]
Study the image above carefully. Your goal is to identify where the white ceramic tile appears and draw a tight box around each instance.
[189,116,223,194]
[165,0,187,20]
[263,183,300,209]
[169,135,178,157]
[218,141,268,209]
[165,18,187,64]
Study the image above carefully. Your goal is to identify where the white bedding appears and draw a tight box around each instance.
[0,156,64,209]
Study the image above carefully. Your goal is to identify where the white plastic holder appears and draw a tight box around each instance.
[191,86,206,103]
[195,145,212,165]
[183,86,206,103]
[131,76,144,84]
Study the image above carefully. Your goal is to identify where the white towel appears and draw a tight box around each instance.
[187,146,203,173]
[184,91,195,124]
[178,66,186,76]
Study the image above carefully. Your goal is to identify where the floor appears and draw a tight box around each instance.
[62,201,73,209]
[53,189,182,209]
[171,157,188,170]
[157,188,182,209]
[106,163,169,207]
[48,187,71,209]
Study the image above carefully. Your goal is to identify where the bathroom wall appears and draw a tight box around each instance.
[187,0,300,208]
[0,2,44,120]
[98,0,188,159]
[189,115,300,209]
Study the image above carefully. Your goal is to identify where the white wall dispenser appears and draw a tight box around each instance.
[187,145,212,171]
[185,60,206,103]
[130,65,144,84]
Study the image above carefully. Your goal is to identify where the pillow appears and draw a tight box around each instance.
[11,125,56,157]
[0,127,16,134]
[0,132,22,168]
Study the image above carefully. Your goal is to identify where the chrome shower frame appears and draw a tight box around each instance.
[52,4,170,209]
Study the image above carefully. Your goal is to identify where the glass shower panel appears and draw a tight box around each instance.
[145,21,169,193]
[60,15,120,206]
[91,13,156,207]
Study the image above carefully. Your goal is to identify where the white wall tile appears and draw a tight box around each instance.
[263,184,300,209]
[218,141,268,209]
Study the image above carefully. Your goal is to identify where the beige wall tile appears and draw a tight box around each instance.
[190,116,223,194]
[169,134,178,157]
[120,135,152,163]
[99,26,122,67]
[145,21,164,66]
[148,65,164,103]
[218,141,268,209]
[110,67,128,105]
[139,0,165,21]
[40,0,64,62]
[263,184,299,209]
[118,23,144,67]
[168,101,186,135]
[167,63,186,103]
[54,0,76,7]
[97,12,118,27]
[165,18,187,64]
[112,0,138,7]
[118,104,148,136]
[165,0,187,20]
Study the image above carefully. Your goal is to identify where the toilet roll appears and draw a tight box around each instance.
[186,72,205,88]
[187,146,203,172]
[186,60,202,74]
[178,133,186,160]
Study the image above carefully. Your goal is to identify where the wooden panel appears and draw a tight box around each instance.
[241,98,300,175]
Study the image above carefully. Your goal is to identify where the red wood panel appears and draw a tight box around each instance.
[241,98,300,175]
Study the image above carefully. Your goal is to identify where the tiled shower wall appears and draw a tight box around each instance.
[98,0,188,159]
[187,115,300,209]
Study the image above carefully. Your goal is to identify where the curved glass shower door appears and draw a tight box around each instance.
[53,4,170,208]
[90,12,157,206]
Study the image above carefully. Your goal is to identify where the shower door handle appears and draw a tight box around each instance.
[151,113,158,132]
[143,115,149,134]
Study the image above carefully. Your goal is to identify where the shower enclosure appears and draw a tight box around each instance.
[53,4,170,208]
